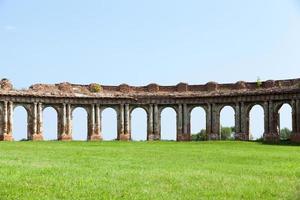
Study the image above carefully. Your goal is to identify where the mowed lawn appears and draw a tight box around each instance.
[0,141,299,200]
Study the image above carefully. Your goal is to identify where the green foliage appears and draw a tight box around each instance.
[89,83,102,93]
[280,127,292,140]
[191,129,207,141]
[221,126,234,140]
[0,141,299,199]
[192,127,235,141]
[256,77,262,88]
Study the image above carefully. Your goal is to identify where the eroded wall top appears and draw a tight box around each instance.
[1,78,300,98]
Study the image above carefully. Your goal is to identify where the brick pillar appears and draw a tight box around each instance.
[208,104,220,140]
[234,102,249,141]
[32,103,43,141]
[0,101,13,141]
[147,104,154,140]
[153,104,160,140]
[59,104,72,141]
[263,101,280,143]
[291,100,300,143]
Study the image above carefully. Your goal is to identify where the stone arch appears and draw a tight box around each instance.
[129,105,149,116]
[275,102,293,140]
[245,102,265,115]
[158,105,179,115]
[219,105,235,140]
[160,106,177,141]
[72,106,88,141]
[42,106,58,140]
[42,104,60,114]
[101,106,118,140]
[189,105,207,140]
[274,101,292,114]
[13,105,29,141]
[130,107,148,141]
[71,105,89,114]
[248,104,265,140]
[100,105,119,115]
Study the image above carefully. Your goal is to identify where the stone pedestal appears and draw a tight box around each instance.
[148,134,160,141]
[32,134,43,141]
[119,134,130,141]
[147,134,155,141]
[234,132,249,141]
[59,134,72,141]
[88,134,102,141]
[0,134,13,141]
[177,134,191,141]
[208,133,220,140]
[290,133,300,143]
[263,132,280,143]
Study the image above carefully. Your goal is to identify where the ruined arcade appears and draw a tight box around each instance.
[0,78,300,143]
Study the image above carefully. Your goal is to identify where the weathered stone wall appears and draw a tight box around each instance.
[0,78,300,142]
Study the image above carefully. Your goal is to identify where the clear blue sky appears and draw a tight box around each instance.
[1,0,299,140]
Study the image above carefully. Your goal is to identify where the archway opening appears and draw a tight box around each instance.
[220,106,235,140]
[278,103,292,141]
[13,106,28,141]
[102,108,117,140]
[190,106,206,141]
[160,107,177,141]
[131,108,147,141]
[72,107,88,141]
[43,107,58,140]
[249,105,264,140]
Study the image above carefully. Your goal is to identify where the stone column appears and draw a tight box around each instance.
[37,103,43,135]
[153,104,160,140]
[290,100,300,142]
[184,104,191,135]
[206,103,212,137]
[66,104,72,140]
[59,104,72,141]
[93,105,102,141]
[178,104,190,141]
[118,104,128,140]
[176,104,183,141]
[58,104,66,140]
[0,102,4,138]
[263,101,279,143]
[32,103,43,141]
[124,104,131,140]
[88,104,100,141]
[208,104,220,140]
[1,101,13,141]
[297,100,300,133]
[147,104,154,140]
[235,103,241,134]
[1,101,7,139]
[234,102,249,141]
[7,101,13,138]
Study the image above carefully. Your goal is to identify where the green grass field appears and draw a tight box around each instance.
[0,141,299,200]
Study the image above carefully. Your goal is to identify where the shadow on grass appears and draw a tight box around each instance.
[251,140,300,147]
